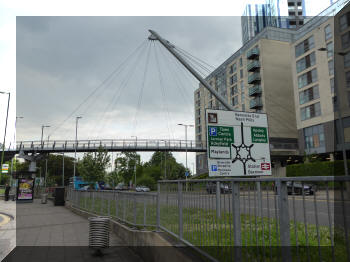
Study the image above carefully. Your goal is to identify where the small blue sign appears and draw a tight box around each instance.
[211,165,218,172]
[209,127,217,136]
[185,171,189,177]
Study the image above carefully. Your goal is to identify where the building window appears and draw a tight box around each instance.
[324,24,332,41]
[196,91,200,99]
[326,42,333,58]
[197,134,202,141]
[209,100,213,108]
[197,108,200,115]
[300,102,321,121]
[197,117,201,125]
[296,52,316,73]
[340,12,350,32]
[241,93,245,103]
[239,57,243,67]
[242,104,245,111]
[197,125,201,133]
[298,68,317,89]
[299,85,319,105]
[295,36,315,58]
[333,96,338,112]
[345,52,350,68]
[331,78,334,93]
[328,60,334,76]
[342,32,350,49]
[230,74,237,85]
[304,124,325,150]
[231,85,238,96]
[196,100,201,107]
[346,72,350,88]
[232,96,238,106]
[240,81,244,92]
[240,69,243,78]
[230,63,237,74]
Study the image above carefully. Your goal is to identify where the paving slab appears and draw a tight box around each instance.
[2,199,143,262]
[0,200,16,261]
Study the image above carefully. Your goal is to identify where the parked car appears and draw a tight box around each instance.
[135,186,150,192]
[206,182,231,194]
[274,181,316,195]
[115,183,128,191]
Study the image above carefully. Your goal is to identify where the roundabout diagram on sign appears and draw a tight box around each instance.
[232,122,255,175]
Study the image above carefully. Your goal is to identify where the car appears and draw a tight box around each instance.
[115,183,128,191]
[286,181,316,195]
[206,182,231,194]
[135,186,150,192]
[274,181,316,195]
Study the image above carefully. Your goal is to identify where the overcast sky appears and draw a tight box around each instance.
[0,0,336,173]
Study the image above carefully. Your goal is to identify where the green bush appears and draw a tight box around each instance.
[286,160,348,177]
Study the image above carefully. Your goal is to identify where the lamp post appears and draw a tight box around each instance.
[74,116,82,178]
[131,136,137,187]
[178,124,194,174]
[40,125,50,148]
[318,48,348,176]
[0,91,10,178]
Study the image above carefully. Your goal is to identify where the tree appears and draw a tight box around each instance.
[36,154,76,186]
[115,151,141,185]
[77,147,110,183]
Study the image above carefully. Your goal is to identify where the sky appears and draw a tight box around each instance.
[0,0,337,174]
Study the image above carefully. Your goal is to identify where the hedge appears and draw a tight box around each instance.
[286,160,349,177]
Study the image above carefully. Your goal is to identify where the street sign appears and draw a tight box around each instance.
[206,109,271,177]
[185,171,189,177]
[2,164,8,174]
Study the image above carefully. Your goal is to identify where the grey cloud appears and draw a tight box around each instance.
[16,16,242,142]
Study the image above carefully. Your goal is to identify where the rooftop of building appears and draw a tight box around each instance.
[197,0,349,87]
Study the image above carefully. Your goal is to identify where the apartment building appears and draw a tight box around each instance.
[290,0,349,158]
[195,0,349,175]
[195,27,299,175]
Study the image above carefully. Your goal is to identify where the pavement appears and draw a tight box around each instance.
[1,199,144,262]
[0,199,16,261]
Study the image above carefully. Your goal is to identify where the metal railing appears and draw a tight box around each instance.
[68,176,350,262]
[68,189,158,228]
[10,139,206,153]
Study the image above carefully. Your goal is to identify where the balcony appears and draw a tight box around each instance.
[247,72,261,84]
[248,85,262,96]
[246,47,259,60]
[247,60,260,72]
[249,97,263,109]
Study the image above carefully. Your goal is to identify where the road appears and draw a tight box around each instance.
[159,190,350,227]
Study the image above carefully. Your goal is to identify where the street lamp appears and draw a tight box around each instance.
[40,125,50,148]
[318,48,348,176]
[0,91,10,178]
[74,116,82,178]
[178,124,194,175]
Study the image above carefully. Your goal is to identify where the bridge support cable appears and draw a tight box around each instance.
[174,48,213,77]
[156,43,195,117]
[47,39,148,139]
[174,46,216,72]
[153,42,176,141]
[89,41,150,140]
[148,30,235,112]
[131,41,153,137]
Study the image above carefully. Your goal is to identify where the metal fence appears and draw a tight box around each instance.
[68,176,350,262]
[68,189,158,228]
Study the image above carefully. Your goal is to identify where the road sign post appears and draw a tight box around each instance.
[206,109,271,177]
